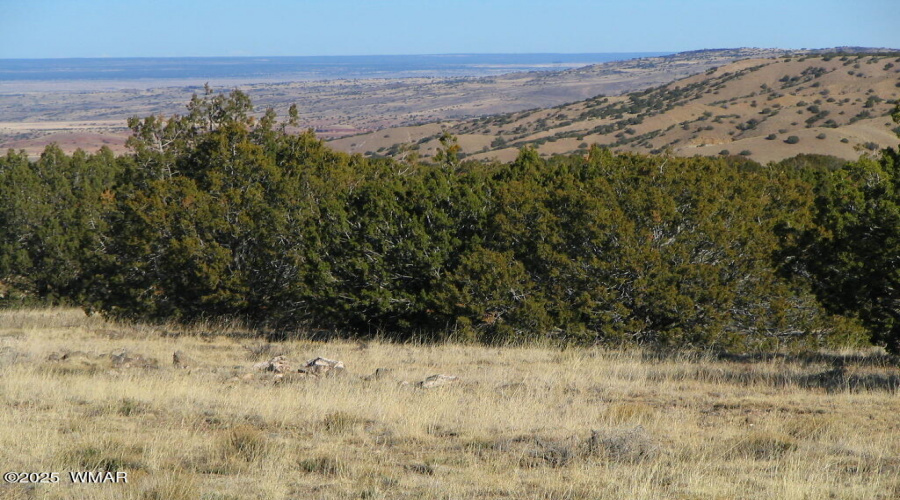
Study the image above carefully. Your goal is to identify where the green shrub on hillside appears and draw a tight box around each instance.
[0,146,121,306]
[5,90,896,352]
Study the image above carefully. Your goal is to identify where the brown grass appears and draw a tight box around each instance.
[0,308,898,499]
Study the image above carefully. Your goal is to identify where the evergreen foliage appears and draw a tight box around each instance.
[4,90,895,351]
[0,146,121,305]
[780,106,900,352]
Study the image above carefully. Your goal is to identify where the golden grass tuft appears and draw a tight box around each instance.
[133,472,200,500]
[297,455,349,477]
[321,411,366,434]
[726,431,798,460]
[218,425,271,463]
[604,402,657,424]
[59,439,147,472]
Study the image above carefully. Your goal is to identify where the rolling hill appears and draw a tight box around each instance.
[0,48,823,158]
[329,52,900,164]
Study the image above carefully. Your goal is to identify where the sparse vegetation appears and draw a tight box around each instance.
[309,53,900,169]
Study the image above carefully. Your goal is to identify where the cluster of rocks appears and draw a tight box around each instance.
[239,354,457,389]
[44,347,459,389]
[110,349,158,369]
[251,355,291,374]
[251,355,346,381]
[46,349,159,370]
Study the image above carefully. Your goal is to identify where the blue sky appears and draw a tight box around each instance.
[1,0,898,58]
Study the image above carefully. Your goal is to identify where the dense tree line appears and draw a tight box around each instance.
[2,89,899,352]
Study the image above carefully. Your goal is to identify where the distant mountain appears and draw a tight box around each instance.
[329,50,900,164]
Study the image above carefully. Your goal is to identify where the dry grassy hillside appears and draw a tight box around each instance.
[332,53,900,164]
[1,309,898,499]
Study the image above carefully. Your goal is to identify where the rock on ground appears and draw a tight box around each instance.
[253,355,290,373]
[109,349,158,369]
[417,374,458,389]
[300,357,345,377]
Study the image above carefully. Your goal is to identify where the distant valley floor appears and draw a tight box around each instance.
[2,48,795,159]
[2,48,897,164]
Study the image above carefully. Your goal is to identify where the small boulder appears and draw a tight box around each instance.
[253,355,290,373]
[417,374,458,389]
[299,357,345,377]
[47,350,90,362]
[110,349,158,369]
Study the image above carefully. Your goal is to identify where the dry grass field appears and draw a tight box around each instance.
[1,309,899,499]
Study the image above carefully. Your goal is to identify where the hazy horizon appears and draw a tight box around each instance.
[2,0,898,59]
[0,51,673,62]
[0,53,673,88]
[6,47,900,63]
